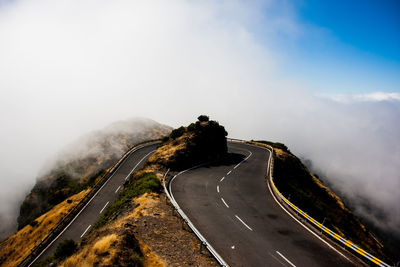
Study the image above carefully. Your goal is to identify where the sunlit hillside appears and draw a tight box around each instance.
[17,118,171,231]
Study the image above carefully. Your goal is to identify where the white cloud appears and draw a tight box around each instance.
[0,0,399,240]
[323,92,400,103]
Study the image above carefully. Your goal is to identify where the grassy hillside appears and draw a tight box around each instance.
[148,115,228,170]
[256,140,394,263]
[0,189,89,267]
[52,116,225,267]
[18,118,171,230]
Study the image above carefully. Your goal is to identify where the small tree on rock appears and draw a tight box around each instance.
[197,115,209,122]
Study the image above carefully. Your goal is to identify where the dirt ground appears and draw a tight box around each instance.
[129,192,218,267]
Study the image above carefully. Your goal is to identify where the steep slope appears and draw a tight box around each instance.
[0,189,89,267]
[148,115,228,170]
[55,116,226,267]
[17,118,171,231]
[256,141,394,263]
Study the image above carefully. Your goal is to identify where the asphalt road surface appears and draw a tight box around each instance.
[171,141,358,267]
[33,142,159,264]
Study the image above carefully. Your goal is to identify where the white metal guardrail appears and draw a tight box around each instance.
[249,141,391,267]
[163,169,229,267]
[18,140,161,267]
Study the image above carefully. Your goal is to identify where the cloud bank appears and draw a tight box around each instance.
[0,0,399,240]
[325,92,400,103]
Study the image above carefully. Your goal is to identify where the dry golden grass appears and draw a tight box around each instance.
[62,234,118,267]
[61,193,165,267]
[0,189,89,267]
[131,193,164,218]
[140,241,165,267]
[92,234,117,255]
[148,133,192,164]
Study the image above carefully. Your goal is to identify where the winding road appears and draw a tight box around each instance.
[171,141,360,266]
[32,143,159,265]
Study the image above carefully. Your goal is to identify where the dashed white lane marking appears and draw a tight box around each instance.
[80,224,91,238]
[231,245,235,249]
[220,177,225,182]
[276,251,296,267]
[115,185,121,194]
[217,185,220,193]
[227,170,232,175]
[99,201,109,214]
[221,198,229,208]
[268,252,287,266]
[235,215,253,231]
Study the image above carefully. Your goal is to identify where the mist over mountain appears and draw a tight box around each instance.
[0,118,171,239]
[0,0,399,247]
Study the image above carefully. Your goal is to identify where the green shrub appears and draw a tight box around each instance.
[197,115,209,122]
[54,239,78,260]
[162,135,170,142]
[169,126,186,139]
[93,172,161,229]
[29,220,38,227]
[84,169,106,188]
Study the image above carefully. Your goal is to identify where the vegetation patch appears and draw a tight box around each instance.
[267,143,392,262]
[150,115,228,170]
[18,169,106,230]
[17,119,172,231]
[254,140,290,153]
[93,172,161,230]
[32,239,78,267]
[0,189,88,267]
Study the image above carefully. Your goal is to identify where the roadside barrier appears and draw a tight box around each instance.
[250,141,390,267]
[18,140,160,267]
[163,169,229,267]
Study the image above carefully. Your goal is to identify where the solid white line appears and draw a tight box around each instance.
[125,150,155,180]
[234,163,240,169]
[168,167,229,267]
[80,225,91,238]
[26,143,158,267]
[221,198,229,208]
[115,185,121,194]
[99,201,109,214]
[235,215,253,231]
[267,182,351,261]
[227,170,232,175]
[217,185,220,193]
[245,150,253,160]
[276,251,296,267]
[220,177,225,182]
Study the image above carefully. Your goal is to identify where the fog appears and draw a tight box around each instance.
[0,0,399,240]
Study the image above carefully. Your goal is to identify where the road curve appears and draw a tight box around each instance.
[171,141,358,267]
[33,143,159,264]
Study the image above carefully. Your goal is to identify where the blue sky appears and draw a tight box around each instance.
[0,0,399,237]
[262,0,400,94]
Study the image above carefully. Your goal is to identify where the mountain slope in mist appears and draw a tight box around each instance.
[261,141,397,263]
[17,118,171,231]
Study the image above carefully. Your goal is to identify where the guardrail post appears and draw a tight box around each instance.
[199,241,206,253]
[321,217,326,235]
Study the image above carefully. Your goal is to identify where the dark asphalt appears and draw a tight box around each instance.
[171,141,358,267]
[34,143,159,264]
